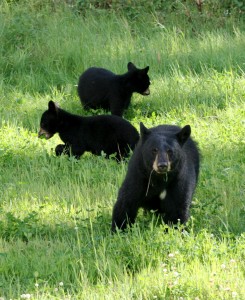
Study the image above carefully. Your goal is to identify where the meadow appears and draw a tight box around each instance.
[0,1,245,299]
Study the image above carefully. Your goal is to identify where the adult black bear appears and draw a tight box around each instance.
[77,62,150,117]
[38,101,139,161]
[111,122,200,231]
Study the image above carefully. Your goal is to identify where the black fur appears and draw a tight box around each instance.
[111,122,200,231]
[38,101,139,160]
[77,62,150,117]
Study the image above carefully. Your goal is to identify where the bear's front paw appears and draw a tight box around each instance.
[55,144,67,156]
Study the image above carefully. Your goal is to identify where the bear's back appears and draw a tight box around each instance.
[79,67,115,82]
[85,114,139,141]
[78,67,116,107]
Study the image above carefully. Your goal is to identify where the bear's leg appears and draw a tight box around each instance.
[70,145,85,159]
[159,184,192,225]
[114,144,128,162]
[111,171,145,232]
[110,101,123,117]
[111,196,140,232]
[55,144,70,156]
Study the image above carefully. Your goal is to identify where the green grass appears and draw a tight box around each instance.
[0,1,245,299]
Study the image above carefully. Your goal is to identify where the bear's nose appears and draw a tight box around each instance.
[157,162,168,173]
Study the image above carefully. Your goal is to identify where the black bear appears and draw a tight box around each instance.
[77,62,150,117]
[38,101,139,160]
[111,122,200,231]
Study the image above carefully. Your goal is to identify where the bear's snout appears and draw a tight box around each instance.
[142,88,150,96]
[153,152,171,174]
[38,128,53,139]
[157,162,169,173]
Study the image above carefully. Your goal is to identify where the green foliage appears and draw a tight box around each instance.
[75,0,245,15]
[0,212,40,242]
[0,1,245,299]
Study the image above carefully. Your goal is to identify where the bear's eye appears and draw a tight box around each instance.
[152,148,158,154]
[167,149,173,157]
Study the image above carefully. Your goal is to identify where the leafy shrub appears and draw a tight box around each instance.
[75,0,245,16]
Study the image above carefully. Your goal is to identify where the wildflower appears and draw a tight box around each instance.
[173,271,180,277]
[168,253,174,258]
[33,271,39,278]
[221,264,226,269]
[230,259,236,264]
[20,295,31,299]
[59,282,64,287]
[35,283,39,288]
[232,291,238,298]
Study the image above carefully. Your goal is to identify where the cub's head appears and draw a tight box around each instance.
[140,122,191,174]
[127,62,150,96]
[38,101,59,139]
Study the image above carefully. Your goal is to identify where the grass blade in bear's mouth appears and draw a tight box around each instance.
[38,129,52,139]
[38,133,46,139]
[38,130,44,138]
[156,169,168,175]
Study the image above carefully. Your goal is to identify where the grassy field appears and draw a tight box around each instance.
[0,1,245,299]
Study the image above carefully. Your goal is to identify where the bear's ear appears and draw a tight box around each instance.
[48,101,59,114]
[176,125,191,145]
[140,122,151,139]
[127,62,137,71]
[143,66,149,73]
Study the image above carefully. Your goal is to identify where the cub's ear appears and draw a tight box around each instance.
[127,62,137,71]
[144,66,149,73]
[176,125,191,145]
[140,122,151,139]
[48,100,59,114]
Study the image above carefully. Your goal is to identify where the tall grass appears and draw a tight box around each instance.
[0,1,245,299]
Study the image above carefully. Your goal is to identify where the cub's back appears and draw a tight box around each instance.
[79,67,115,82]
[78,67,116,106]
[84,115,139,142]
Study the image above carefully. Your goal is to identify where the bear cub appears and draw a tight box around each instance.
[38,101,139,161]
[77,62,150,117]
[111,122,200,231]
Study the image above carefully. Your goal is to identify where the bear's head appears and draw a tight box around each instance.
[38,101,59,139]
[127,62,150,96]
[139,122,191,175]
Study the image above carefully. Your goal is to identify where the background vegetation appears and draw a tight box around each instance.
[0,0,244,299]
